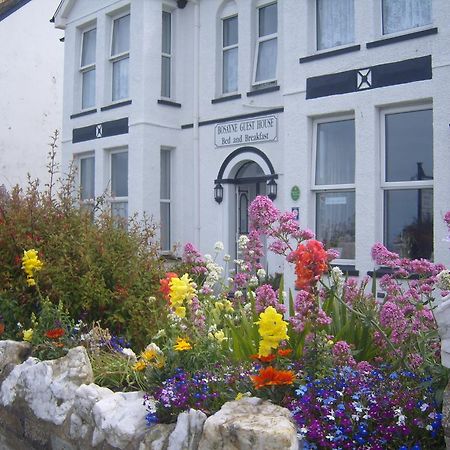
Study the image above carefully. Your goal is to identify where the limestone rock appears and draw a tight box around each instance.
[167,409,207,450]
[139,424,176,450]
[435,298,450,367]
[92,390,148,449]
[0,340,31,381]
[0,346,93,425]
[198,397,298,450]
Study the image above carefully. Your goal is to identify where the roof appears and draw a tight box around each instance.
[0,0,32,22]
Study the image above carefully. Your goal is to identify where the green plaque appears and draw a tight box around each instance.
[291,186,300,201]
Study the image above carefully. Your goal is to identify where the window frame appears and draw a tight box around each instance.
[161,9,173,99]
[160,148,172,253]
[380,0,432,36]
[380,104,433,256]
[79,25,97,110]
[109,148,129,220]
[311,115,356,263]
[252,1,278,87]
[221,13,239,95]
[109,12,131,102]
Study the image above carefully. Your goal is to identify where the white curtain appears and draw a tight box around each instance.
[81,29,96,67]
[82,69,95,109]
[80,157,95,200]
[317,0,354,50]
[383,0,431,34]
[223,47,238,93]
[112,58,129,101]
[112,14,130,56]
[255,38,277,82]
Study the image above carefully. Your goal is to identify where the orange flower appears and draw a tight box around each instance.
[251,366,296,389]
[277,348,293,357]
[293,240,328,290]
[159,272,178,300]
[0,323,4,335]
[45,328,65,339]
[250,353,276,363]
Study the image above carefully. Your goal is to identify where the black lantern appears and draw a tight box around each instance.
[267,179,277,200]
[177,0,188,8]
[214,183,224,204]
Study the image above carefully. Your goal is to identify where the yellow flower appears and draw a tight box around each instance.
[174,337,192,351]
[256,306,289,357]
[22,249,43,287]
[133,360,147,371]
[141,349,157,361]
[235,393,244,400]
[174,306,186,318]
[169,274,196,307]
[23,328,33,342]
[213,330,228,343]
[214,300,234,313]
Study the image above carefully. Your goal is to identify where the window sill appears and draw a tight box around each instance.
[299,44,360,64]
[211,94,241,104]
[158,99,182,108]
[70,109,97,119]
[247,85,280,97]
[367,268,422,280]
[330,264,359,277]
[101,100,132,111]
[366,27,438,49]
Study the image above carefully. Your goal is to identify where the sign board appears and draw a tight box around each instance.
[291,186,300,201]
[214,115,278,147]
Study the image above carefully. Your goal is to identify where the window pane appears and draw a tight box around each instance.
[383,0,431,35]
[255,38,277,82]
[385,109,433,182]
[316,191,355,259]
[317,0,354,50]
[384,189,433,259]
[112,14,130,55]
[82,69,96,109]
[316,119,355,185]
[111,152,128,197]
[161,56,171,98]
[160,150,171,199]
[112,58,129,101]
[223,16,238,46]
[223,47,238,93]
[81,28,96,66]
[259,3,277,37]
[162,11,171,54]
[111,202,128,219]
[160,202,170,251]
[80,157,95,200]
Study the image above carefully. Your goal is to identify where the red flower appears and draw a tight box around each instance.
[159,272,178,300]
[250,353,276,363]
[0,323,4,335]
[45,328,65,339]
[293,239,328,290]
[251,366,295,389]
[277,348,293,357]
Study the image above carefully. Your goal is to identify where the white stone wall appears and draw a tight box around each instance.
[56,0,450,286]
[0,0,63,188]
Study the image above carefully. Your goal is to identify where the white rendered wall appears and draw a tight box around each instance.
[0,0,63,188]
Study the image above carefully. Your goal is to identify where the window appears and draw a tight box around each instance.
[80,28,96,109]
[253,2,277,85]
[160,149,171,252]
[382,0,431,35]
[110,14,130,101]
[316,0,354,50]
[222,15,238,94]
[313,119,355,260]
[382,108,433,259]
[161,10,172,98]
[110,151,128,219]
[79,155,95,217]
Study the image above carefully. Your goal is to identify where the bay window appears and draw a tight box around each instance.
[110,13,130,101]
[80,27,96,109]
[222,15,238,94]
[313,118,356,260]
[253,2,277,85]
[382,0,431,35]
[316,0,354,50]
[382,108,433,259]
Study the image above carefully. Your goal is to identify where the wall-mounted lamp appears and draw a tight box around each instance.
[177,0,188,8]
[267,179,277,201]
[214,183,224,204]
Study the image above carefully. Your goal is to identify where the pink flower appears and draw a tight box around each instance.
[332,341,356,366]
[255,284,285,314]
[248,196,280,231]
[371,243,401,267]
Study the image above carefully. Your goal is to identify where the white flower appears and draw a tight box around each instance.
[234,290,243,298]
[257,268,266,279]
[204,254,213,262]
[249,276,259,287]
[420,403,429,412]
[122,348,137,360]
[437,270,450,291]
[214,241,224,252]
[238,235,249,249]
[148,296,156,303]
[223,254,231,262]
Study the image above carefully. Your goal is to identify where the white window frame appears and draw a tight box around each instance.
[380,104,433,254]
[221,14,238,95]
[109,148,128,220]
[252,1,278,87]
[160,148,172,253]
[311,115,356,263]
[79,25,96,110]
[109,12,130,102]
[161,9,173,99]
[380,0,432,36]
